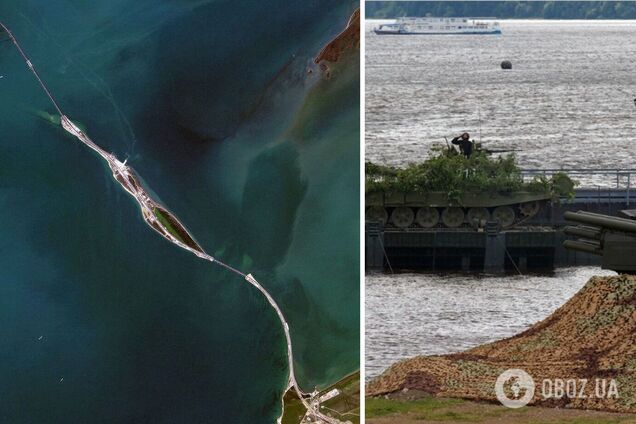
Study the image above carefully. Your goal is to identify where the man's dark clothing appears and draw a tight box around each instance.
[451,136,473,158]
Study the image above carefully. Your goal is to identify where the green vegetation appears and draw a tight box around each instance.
[367,1,636,20]
[366,396,636,423]
[151,207,201,250]
[153,208,183,241]
[366,396,465,418]
[152,207,202,252]
[152,207,202,250]
[366,148,576,203]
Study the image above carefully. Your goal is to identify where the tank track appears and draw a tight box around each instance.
[366,201,543,229]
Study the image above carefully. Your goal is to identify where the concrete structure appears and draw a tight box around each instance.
[366,186,634,273]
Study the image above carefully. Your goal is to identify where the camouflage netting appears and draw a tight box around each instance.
[367,275,636,412]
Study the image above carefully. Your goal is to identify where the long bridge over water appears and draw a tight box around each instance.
[0,21,345,424]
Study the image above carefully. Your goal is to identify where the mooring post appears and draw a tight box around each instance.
[365,222,386,270]
[484,221,506,273]
[461,255,471,271]
[518,256,528,273]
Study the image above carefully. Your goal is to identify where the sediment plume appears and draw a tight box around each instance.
[368,274,636,412]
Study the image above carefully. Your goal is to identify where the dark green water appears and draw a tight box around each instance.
[0,1,359,422]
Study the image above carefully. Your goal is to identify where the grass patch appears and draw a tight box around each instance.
[414,410,479,421]
[152,206,201,251]
[153,208,183,241]
[366,397,464,418]
[542,419,634,424]
[366,396,636,424]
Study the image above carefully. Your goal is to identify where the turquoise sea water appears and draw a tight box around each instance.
[0,1,359,422]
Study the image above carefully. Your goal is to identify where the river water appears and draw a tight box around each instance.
[366,267,616,380]
[0,2,359,423]
[366,20,636,170]
[365,20,633,380]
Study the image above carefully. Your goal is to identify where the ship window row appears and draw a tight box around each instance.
[406,24,491,30]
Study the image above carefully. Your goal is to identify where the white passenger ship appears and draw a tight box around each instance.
[373,17,501,35]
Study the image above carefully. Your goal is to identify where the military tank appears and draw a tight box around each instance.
[366,191,550,229]
[366,146,574,229]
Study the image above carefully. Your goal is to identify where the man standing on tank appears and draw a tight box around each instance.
[451,132,474,158]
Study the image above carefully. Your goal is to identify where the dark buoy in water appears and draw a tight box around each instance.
[501,60,512,70]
